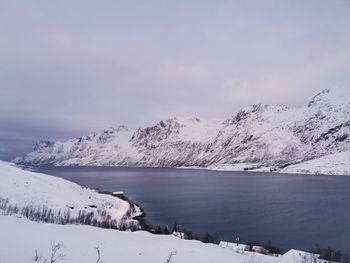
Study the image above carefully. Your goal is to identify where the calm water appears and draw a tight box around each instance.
[34,166,350,253]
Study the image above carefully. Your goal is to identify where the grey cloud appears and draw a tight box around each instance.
[0,0,350,160]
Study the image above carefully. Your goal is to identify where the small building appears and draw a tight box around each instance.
[252,245,269,254]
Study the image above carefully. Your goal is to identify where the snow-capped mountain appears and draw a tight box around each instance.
[129,116,220,167]
[14,88,350,175]
[16,125,136,166]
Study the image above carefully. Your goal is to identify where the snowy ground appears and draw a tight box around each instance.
[201,151,350,176]
[206,163,272,172]
[281,151,350,176]
[0,215,322,263]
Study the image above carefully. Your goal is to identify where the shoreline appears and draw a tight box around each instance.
[3,161,348,257]
[98,190,151,231]
[97,190,348,258]
[19,164,350,254]
[25,163,350,177]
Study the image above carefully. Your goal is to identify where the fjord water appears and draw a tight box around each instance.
[35,166,350,253]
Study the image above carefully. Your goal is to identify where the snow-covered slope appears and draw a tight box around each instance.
[293,88,350,162]
[0,161,141,226]
[14,125,137,166]
[14,88,350,175]
[206,104,304,168]
[129,116,220,167]
[282,150,350,175]
[14,116,221,167]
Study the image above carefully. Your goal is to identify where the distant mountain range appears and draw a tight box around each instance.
[14,88,350,175]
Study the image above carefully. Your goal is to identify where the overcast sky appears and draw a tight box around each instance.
[1,0,350,160]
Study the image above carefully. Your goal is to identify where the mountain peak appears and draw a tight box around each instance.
[223,104,290,126]
[33,140,55,151]
[103,125,129,133]
[308,87,350,107]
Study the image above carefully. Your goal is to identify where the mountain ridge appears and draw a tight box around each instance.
[14,88,350,175]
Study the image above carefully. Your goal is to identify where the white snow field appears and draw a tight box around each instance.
[0,216,322,263]
[282,150,350,175]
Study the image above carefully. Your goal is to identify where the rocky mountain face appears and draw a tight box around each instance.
[14,88,350,174]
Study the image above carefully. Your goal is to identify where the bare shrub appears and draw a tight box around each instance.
[32,249,42,262]
[0,197,139,231]
[32,242,65,263]
[95,244,102,263]
[165,250,177,263]
[49,242,65,263]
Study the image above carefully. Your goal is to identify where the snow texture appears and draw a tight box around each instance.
[282,150,350,175]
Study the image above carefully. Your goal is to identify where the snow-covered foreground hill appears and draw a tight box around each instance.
[0,216,324,263]
[0,161,141,228]
[14,87,350,175]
